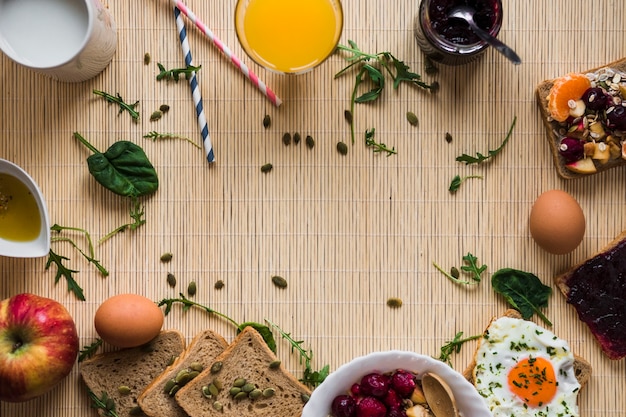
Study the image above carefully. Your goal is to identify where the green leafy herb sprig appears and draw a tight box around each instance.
[156,63,201,82]
[93,90,140,121]
[455,116,517,165]
[437,331,481,366]
[335,40,436,145]
[491,268,552,326]
[448,175,483,193]
[433,253,487,285]
[73,132,159,243]
[265,319,329,388]
[79,338,103,362]
[46,224,109,301]
[144,131,202,150]
[88,390,119,417]
[364,128,396,156]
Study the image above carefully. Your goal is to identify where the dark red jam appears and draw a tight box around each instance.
[429,0,500,45]
[564,237,626,359]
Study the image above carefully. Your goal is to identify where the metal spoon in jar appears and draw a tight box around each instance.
[449,5,521,65]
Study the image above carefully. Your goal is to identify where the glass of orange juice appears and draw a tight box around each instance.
[234,0,343,74]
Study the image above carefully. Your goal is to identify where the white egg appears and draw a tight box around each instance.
[473,317,580,417]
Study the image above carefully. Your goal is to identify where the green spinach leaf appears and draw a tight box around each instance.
[491,268,552,326]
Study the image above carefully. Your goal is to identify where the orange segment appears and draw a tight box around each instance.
[547,73,591,122]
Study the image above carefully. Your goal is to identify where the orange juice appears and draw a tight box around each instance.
[235,0,343,73]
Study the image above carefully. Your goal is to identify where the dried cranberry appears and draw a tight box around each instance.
[607,105,626,130]
[387,409,408,417]
[390,370,416,397]
[383,388,403,410]
[331,395,357,417]
[558,137,585,163]
[582,87,609,111]
[355,397,387,417]
[359,373,389,398]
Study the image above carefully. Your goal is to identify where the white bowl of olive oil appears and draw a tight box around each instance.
[0,159,50,258]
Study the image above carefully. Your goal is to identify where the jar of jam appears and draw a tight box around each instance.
[414,0,503,65]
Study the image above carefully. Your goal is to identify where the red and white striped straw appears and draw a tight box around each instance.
[171,0,282,107]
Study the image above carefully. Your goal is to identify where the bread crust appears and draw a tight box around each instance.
[535,57,626,179]
[462,310,592,390]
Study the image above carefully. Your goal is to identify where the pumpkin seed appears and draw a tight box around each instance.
[159,104,170,113]
[430,80,440,94]
[234,391,248,401]
[213,401,223,412]
[406,111,418,126]
[293,132,301,144]
[208,383,219,397]
[150,110,163,121]
[445,132,453,143]
[282,132,291,146]
[167,355,176,366]
[301,393,310,403]
[160,252,173,262]
[175,369,190,384]
[249,389,262,400]
[268,360,281,369]
[233,378,247,388]
[169,384,181,396]
[450,267,460,279]
[129,405,143,415]
[386,297,403,308]
[213,378,223,390]
[211,361,223,373]
[214,280,225,290]
[337,141,348,155]
[271,275,288,289]
[241,383,256,393]
[164,379,177,394]
[305,135,315,149]
[189,362,203,372]
[201,385,212,398]
[229,387,242,396]
[261,163,273,173]
[117,385,131,395]
[262,388,276,398]
[344,109,353,124]
[188,370,200,380]
[167,272,176,287]
[263,114,271,129]
[105,398,115,411]
[187,281,197,297]
[144,53,151,65]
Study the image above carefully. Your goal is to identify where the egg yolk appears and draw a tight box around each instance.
[507,356,557,407]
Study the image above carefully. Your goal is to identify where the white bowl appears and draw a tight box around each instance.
[302,350,491,417]
[0,159,50,257]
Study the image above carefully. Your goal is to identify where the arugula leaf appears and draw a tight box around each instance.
[92,90,140,121]
[238,322,277,353]
[448,174,483,193]
[456,116,517,165]
[354,65,385,103]
[365,128,396,156]
[45,248,85,301]
[79,339,103,362]
[460,253,487,283]
[437,331,481,366]
[491,268,552,326]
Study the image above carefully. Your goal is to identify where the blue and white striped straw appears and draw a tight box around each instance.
[174,6,215,163]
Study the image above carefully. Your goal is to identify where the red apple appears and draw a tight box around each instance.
[0,293,79,402]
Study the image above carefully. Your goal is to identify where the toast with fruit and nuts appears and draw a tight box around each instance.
[175,326,312,417]
[555,230,626,360]
[81,330,186,417]
[535,57,626,179]
[138,329,228,417]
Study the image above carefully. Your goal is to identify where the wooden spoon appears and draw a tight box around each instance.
[421,372,460,417]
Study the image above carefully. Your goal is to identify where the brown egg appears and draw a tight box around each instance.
[94,294,164,348]
[529,190,585,255]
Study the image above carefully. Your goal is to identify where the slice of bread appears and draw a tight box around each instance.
[138,329,229,417]
[535,57,626,179]
[555,230,626,359]
[175,326,312,417]
[81,330,185,417]
[462,309,592,390]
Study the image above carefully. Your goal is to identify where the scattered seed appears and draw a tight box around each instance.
[187,281,197,297]
[430,81,440,94]
[150,110,163,121]
[160,252,173,262]
[117,385,131,395]
[233,378,247,388]
[167,272,177,287]
[190,362,203,372]
[211,361,223,374]
[212,401,223,412]
[263,114,271,128]
[424,56,439,75]
[386,297,403,308]
[105,398,116,411]
[445,132,453,143]
[234,391,248,401]
[213,379,223,390]
[214,280,225,290]
[249,389,263,400]
[262,388,276,398]
[175,369,191,384]
[406,111,419,126]
[169,384,181,396]
[261,163,273,174]
[282,132,291,146]
[293,132,301,145]
[164,379,176,394]
[201,385,212,398]
[305,135,315,149]
[336,141,348,155]
[159,104,170,113]
[208,383,219,397]
[344,109,353,124]
[144,53,151,65]
[241,383,255,393]
[450,267,460,279]
[129,405,143,415]
[301,393,311,403]
[268,360,281,369]
[271,275,288,289]
[229,387,242,396]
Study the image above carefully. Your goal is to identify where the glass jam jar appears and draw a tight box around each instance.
[414,0,503,65]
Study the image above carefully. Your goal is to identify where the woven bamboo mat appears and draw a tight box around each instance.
[1,0,625,415]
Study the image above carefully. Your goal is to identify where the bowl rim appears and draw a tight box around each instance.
[301,350,492,417]
[0,158,51,258]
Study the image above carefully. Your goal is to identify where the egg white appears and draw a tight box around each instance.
[473,316,581,417]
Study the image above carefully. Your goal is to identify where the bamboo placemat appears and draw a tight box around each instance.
[1,0,625,415]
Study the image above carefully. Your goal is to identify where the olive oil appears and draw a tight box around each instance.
[0,173,41,242]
